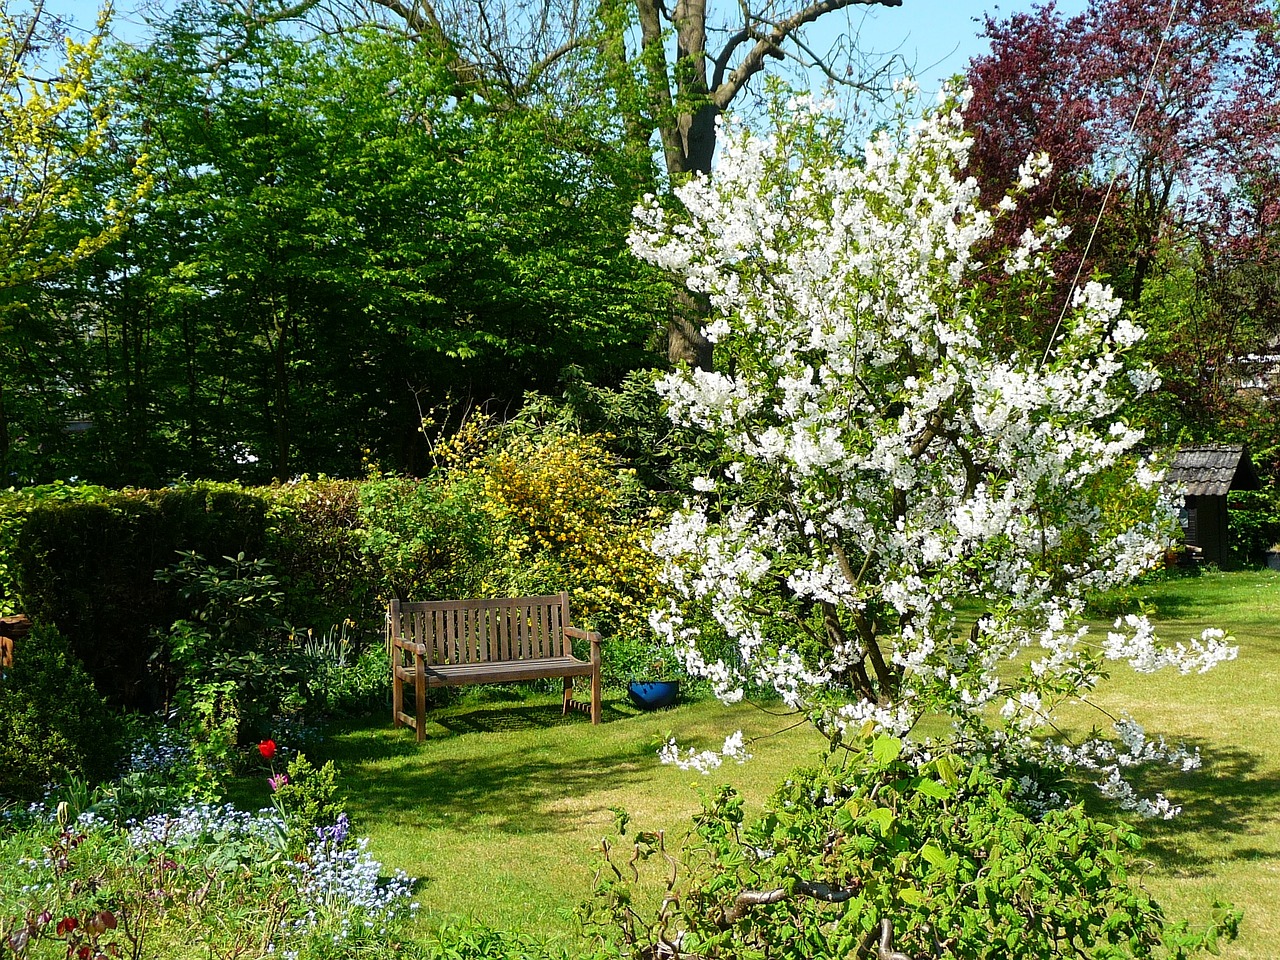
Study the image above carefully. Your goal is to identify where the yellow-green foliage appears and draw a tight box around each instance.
[470,432,660,637]
[0,5,150,293]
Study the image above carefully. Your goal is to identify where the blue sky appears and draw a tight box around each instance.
[55,0,1091,82]
[851,0,1089,88]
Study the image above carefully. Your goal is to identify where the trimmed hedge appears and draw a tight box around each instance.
[0,434,664,712]
[12,485,266,708]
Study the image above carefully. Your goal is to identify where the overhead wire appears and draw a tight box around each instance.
[1039,0,1183,368]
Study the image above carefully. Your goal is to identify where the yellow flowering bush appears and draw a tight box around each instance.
[467,432,662,648]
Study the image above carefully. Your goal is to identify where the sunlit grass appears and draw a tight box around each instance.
[1067,568,1280,958]
[271,569,1278,956]
[281,693,823,945]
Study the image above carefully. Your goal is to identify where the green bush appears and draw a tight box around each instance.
[261,479,381,636]
[1228,487,1280,565]
[157,551,296,746]
[584,738,1240,959]
[356,475,493,601]
[10,483,268,707]
[0,623,124,802]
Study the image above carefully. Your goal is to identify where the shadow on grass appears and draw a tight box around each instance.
[1122,739,1280,877]
[315,704,661,838]
[433,700,635,735]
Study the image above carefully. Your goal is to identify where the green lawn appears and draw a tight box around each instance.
[285,569,1279,957]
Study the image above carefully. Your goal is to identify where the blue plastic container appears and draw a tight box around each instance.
[628,680,680,710]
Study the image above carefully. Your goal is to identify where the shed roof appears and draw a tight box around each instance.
[1166,444,1260,497]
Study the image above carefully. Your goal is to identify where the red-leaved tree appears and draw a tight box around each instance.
[966,0,1280,449]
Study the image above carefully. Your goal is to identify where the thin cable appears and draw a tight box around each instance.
[1039,0,1182,368]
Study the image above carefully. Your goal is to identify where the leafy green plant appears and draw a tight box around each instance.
[261,748,349,853]
[356,476,493,601]
[297,621,388,719]
[0,795,415,959]
[583,737,1241,959]
[1228,487,1280,565]
[155,551,296,745]
[0,623,123,802]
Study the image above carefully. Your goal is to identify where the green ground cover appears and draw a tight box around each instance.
[253,569,1278,958]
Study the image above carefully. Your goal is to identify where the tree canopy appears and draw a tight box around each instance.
[0,10,669,484]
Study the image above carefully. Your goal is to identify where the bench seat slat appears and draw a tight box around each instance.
[423,656,594,686]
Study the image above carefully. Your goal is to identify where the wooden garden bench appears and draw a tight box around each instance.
[388,593,603,741]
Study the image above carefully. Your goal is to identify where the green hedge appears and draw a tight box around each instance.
[0,477,497,708]
[11,484,267,707]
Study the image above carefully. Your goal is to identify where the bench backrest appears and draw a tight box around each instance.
[388,593,573,666]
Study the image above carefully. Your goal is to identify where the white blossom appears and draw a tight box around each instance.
[632,82,1230,816]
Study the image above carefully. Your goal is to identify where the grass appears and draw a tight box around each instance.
[1071,568,1280,958]
[300,694,826,944]
[274,568,1279,957]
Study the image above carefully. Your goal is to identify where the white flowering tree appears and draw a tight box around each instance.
[633,83,1236,817]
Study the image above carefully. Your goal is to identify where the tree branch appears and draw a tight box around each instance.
[710,0,902,109]
[721,877,861,925]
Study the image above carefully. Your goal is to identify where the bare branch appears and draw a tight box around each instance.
[710,0,901,109]
[721,877,862,924]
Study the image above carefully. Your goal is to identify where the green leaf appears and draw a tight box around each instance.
[864,807,895,836]
[899,886,924,906]
[871,735,903,765]
[920,843,950,871]
[914,777,953,800]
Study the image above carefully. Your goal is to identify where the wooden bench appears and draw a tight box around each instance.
[388,593,603,741]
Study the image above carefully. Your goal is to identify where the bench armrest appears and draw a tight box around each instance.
[564,625,604,644]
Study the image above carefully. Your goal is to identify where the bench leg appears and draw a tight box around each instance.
[562,676,573,716]
[591,665,601,725]
[415,653,427,743]
[591,639,602,724]
[392,650,403,730]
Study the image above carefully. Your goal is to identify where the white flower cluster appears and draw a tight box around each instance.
[634,81,1228,812]
[287,834,418,932]
[1043,718,1199,819]
[658,731,752,773]
[1104,615,1238,674]
[124,727,192,774]
[126,802,285,848]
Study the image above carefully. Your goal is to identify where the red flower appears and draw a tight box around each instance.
[258,739,277,760]
[56,917,78,936]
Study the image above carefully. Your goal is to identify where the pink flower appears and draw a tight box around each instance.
[268,773,289,791]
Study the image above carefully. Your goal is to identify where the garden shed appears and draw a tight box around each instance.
[1165,444,1260,566]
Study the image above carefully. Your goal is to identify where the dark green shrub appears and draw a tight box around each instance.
[259,479,381,635]
[1228,487,1280,565]
[0,623,123,801]
[10,485,268,707]
[15,498,172,707]
[0,482,116,616]
[356,475,493,601]
[157,551,295,745]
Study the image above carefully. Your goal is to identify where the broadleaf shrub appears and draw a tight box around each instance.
[472,431,660,639]
[10,483,267,707]
[583,740,1241,959]
[1228,486,1280,564]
